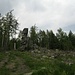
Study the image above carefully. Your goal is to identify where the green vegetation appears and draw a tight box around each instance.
[0,10,19,51]
[0,11,75,75]
[0,51,75,75]
[0,11,75,51]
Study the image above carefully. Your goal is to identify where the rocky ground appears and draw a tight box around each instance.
[0,49,75,75]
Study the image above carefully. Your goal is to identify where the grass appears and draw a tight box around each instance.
[0,50,75,75]
[0,67,10,75]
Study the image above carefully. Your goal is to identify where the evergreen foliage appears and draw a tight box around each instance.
[0,11,75,51]
[0,11,19,50]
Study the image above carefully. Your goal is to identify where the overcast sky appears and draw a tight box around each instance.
[0,0,75,33]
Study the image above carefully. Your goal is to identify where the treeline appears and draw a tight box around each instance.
[0,11,75,51]
[29,26,75,51]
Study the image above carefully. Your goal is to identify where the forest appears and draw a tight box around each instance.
[0,11,75,51]
[0,11,75,75]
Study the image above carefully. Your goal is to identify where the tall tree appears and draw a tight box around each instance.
[56,28,73,50]
[38,30,47,48]
[0,14,3,49]
[56,28,65,50]
[0,10,19,50]
[30,25,38,48]
[47,30,59,49]
[68,30,75,50]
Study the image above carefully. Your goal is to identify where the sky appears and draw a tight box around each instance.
[0,0,75,33]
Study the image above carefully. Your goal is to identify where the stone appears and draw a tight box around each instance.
[19,28,38,51]
[19,28,29,51]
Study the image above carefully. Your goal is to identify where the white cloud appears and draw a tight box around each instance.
[0,0,75,32]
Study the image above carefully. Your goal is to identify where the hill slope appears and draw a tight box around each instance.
[0,50,75,75]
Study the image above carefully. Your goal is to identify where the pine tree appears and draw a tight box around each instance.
[38,30,47,48]
[30,25,38,49]
[47,30,59,49]
[0,10,19,50]
[56,28,73,50]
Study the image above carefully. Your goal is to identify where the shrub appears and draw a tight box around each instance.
[31,68,51,75]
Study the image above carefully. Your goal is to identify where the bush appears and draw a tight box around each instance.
[0,67,10,75]
[31,68,51,75]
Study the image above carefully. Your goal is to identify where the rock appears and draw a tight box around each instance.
[19,28,38,51]
[19,28,29,51]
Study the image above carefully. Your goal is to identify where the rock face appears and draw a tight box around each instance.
[22,28,28,37]
[20,28,29,51]
[19,28,38,51]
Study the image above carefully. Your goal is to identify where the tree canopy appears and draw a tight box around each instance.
[0,11,75,51]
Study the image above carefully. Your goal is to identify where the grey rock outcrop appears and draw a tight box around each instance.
[19,28,29,51]
[19,28,38,51]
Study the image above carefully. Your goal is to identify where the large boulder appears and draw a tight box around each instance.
[19,28,29,51]
[19,28,38,51]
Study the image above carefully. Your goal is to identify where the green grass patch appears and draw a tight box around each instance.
[0,51,75,75]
